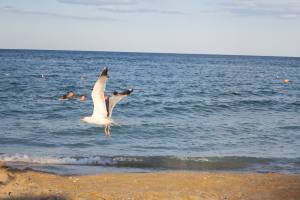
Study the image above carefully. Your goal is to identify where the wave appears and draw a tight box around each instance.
[278,125,300,130]
[1,154,299,173]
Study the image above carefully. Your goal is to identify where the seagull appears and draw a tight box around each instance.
[81,67,133,128]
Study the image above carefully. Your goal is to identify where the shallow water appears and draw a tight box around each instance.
[0,49,299,174]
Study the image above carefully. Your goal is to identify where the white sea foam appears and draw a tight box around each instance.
[0,154,114,165]
[2,154,296,173]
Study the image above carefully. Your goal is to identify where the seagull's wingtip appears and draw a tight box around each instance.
[127,88,133,95]
[100,67,108,77]
[113,89,133,96]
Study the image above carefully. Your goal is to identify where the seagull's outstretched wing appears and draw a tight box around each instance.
[91,68,108,118]
[108,89,133,118]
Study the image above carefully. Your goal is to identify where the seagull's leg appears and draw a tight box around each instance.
[104,125,111,136]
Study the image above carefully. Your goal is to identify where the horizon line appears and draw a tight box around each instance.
[0,48,299,59]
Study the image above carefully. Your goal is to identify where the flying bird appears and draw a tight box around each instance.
[81,67,133,134]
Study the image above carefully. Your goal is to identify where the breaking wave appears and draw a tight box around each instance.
[1,154,299,173]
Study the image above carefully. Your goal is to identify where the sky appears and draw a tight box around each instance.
[0,0,300,57]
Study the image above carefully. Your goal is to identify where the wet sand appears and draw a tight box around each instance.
[0,162,300,200]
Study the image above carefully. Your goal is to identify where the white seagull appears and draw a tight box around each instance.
[81,67,133,128]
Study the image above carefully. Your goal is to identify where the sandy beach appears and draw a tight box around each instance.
[0,162,299,200]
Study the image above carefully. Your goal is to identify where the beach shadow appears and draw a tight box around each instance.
[0,195,67,200]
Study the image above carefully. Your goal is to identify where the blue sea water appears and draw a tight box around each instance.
[0,49,299,175]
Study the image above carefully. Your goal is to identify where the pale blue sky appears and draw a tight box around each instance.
[0,0,299,57]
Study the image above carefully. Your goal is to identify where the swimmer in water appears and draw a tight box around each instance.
[59,91,77,100]
[79,95,86,102]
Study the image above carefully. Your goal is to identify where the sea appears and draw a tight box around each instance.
[0,49,299,175]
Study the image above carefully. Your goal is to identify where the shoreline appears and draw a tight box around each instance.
[1,162,300,200]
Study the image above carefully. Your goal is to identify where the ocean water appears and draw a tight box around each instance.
[0,49,299,175]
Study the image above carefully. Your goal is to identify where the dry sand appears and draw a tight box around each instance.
[0,162,300,200]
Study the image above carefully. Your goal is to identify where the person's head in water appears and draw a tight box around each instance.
[60,94,68,100]
[79,95,86,102]
[66,91,76,98]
